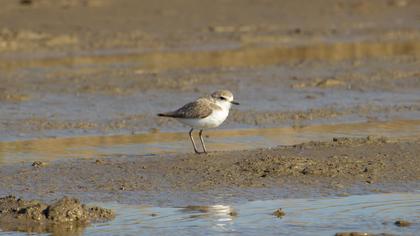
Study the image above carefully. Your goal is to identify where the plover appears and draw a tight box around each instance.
[158,90,239,154]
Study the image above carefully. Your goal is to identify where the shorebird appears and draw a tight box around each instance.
[158,90,239,154]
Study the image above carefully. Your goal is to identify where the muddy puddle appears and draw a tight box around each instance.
[0,119,419,165]
[1,192,417,235]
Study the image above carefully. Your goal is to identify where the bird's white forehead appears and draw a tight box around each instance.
[211,90,234,99]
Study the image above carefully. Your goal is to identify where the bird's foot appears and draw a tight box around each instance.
[194,150,208,155]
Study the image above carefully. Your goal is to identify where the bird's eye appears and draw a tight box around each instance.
[219,96,226,100]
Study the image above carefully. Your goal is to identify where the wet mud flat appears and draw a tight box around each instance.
[0,137,419,206]
[0,1,419,234]
[0,0,420,141]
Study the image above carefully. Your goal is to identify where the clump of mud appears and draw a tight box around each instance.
[394,220,411,227]
[0,195,114,234]
[272,208,285,218]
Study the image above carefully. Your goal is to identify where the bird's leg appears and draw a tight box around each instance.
[199,129,207,153]
[189,128,200,154]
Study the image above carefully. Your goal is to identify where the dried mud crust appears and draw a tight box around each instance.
[0,196,114,234]
[0,137,419,202]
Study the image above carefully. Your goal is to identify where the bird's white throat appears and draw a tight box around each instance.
[213,99,232,112]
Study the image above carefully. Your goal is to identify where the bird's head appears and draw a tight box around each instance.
[211,90,240,109]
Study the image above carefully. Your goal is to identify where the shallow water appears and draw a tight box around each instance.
[1,192,418,235]
[93,193,420,235]
[0,119,419,165]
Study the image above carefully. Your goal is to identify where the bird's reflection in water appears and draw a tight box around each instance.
[182,204,237,229]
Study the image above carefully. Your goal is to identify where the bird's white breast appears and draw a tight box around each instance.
[177,109,229,129]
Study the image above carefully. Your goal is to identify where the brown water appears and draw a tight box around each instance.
[0,119,419,165]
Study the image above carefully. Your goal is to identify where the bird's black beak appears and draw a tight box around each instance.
[231,101,240,105]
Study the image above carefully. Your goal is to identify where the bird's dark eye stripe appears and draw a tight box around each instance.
[219,96,226,100]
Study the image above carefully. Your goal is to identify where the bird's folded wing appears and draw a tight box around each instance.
[162,99,219,119]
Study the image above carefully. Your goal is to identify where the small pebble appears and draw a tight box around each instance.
[20,0,32,5]
[32,161,46,167]
[272,208,285,218]
[229,211,238,217]
[394,220,411,227]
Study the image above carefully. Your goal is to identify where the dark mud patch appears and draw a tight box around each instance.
[0,195,114,234]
